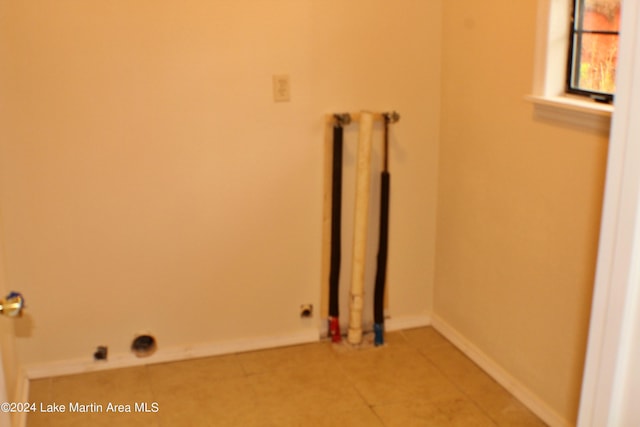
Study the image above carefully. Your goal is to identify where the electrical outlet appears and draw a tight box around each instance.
[273,75,290,102]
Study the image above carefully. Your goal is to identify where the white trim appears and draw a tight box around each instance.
[14,370,28,427]
[532,0,571,97]
[14,318,430,426]
[529,0,614,134]
[526,95,612,133]
[19,315,433,379]
[577,0,640,425]
[13,330,319,427]
[385,313,431,331]
[526,95,613,116]
[432,315,571,427]
[319,313,432,338]
[23,329,319,380]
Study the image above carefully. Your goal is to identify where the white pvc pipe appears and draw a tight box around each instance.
[347,111,374,345]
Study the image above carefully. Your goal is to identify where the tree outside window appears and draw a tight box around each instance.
[569,0,620,101]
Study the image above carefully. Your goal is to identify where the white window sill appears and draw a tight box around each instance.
[525,94,613,134]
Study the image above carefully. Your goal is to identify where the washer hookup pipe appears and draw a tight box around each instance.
[328,114,349,342]
[373,113,394,346]
[347,111,374,345]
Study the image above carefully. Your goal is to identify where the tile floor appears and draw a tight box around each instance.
[26,327,547,426]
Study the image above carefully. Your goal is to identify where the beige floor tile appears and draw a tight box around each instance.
[375,397,496,427]
[237,341,335,375]
[249,363,366,420]
[335,344,463,405]
[31,399,159,427]
[472,390,548,427]
[420,341,485,379]
[25,413,51,427]
[374,400,442,427]
[42,366,159,427]
[455,369,509,397]
[208,409,279,427]
[52,366,153,403]
[334,341,430,377]
[147,354,244,394]
[401,327,451,352]
[26,378,53,427]
[373,330,411,347]
[437,398,498,426]
[154,396,215,427]
[37,412,159,427]
[269,403,385,427]
[329,331,411,353]
[418,337,547,425]
[421,344,507,397]
[359,373,463,407]
[29,378,53,402]
[27,327,547,427]
[153,375,256,427]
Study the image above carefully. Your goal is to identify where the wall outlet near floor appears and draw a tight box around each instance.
[273,74,291,102]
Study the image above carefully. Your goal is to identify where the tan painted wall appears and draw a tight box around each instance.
[0,0,440,365]
[0,216,18,403]
[3,1,601,421]
[0,2,19,402]
[436,1,608,423]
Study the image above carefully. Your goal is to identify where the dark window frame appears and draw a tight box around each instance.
[566,0,619,104]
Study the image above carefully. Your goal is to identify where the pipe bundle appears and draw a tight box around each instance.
[325,111,399,346]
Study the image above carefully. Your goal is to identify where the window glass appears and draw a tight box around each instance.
[568,0,620,100]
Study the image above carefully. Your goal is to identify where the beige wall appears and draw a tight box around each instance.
[0,217,18,403]
[0,0,440,366]
[0,2,19,402]
[436,1,608,423]
[2,1,606,422]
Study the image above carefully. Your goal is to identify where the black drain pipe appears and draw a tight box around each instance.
[374,111,398,346]
[328,114,349,342]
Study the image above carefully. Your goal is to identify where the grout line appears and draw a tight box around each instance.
[24,325,545,427]
[399,328,501,426]
[368,403,388,427]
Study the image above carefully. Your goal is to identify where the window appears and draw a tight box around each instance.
[567,0,620,103]
[527,0,614,134]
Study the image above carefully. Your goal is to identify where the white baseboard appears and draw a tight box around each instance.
[431,314,571,427]
[14,368,28,427]
[20,313,429,381]
[14,328,320,427]
[385,313,432,331]
[23,328,319,380]
[14,316,569,427]
[318,312,432,338]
